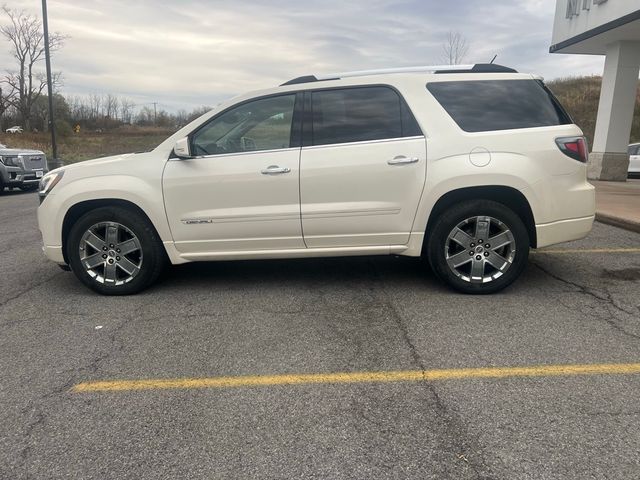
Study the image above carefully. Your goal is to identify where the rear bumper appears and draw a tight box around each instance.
[535,215,595,248]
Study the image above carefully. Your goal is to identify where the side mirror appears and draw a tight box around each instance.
[174,137,191,159]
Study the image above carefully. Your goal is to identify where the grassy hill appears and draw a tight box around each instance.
[547,76,640,146]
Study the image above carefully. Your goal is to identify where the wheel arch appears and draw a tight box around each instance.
[424,185,537,250]
[61,198,163,264]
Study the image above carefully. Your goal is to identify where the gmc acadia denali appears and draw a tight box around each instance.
[37,64,595,295]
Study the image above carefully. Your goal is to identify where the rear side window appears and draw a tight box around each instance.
[311,86,421,146]
[629,145,640,155]
[427,80,572,133]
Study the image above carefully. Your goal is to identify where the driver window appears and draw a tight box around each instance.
[192,94,296,156]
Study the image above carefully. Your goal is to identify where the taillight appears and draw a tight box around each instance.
[556,136,588,163]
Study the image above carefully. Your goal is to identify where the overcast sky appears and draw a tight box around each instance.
[1,0,605,112]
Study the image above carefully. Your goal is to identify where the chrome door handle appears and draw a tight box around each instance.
[261,165,291,175]
[388,156,419,165]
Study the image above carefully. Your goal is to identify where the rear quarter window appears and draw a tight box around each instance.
[427,79,572,133]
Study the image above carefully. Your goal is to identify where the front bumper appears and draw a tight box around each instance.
[42,244,66,264]
[3,169,47,186]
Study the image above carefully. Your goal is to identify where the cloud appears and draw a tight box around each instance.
[0,0,606,111]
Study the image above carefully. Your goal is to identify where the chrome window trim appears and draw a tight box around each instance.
[301,135,425,151]
[172,146,302,161]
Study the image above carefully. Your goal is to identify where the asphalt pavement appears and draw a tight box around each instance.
[1,191,640,479]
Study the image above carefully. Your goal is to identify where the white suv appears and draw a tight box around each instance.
[37,64,595,295]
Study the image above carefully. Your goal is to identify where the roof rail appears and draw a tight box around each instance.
[280,63,517,86]
[315,64,475,80]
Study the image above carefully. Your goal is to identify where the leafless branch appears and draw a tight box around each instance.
[0,5,67,129]
[441,31,469,65]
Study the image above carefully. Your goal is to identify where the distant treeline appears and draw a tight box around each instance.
[0,92,211,136]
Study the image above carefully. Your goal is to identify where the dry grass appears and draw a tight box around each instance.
[547,76,640,145]
[0,126,176,164]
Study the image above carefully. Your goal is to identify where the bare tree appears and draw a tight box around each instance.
[104,93,118,120]
[119,98,134,124]
[441,31,469,65]
[89,93,102,119]
[0,85,13,129]
[0,6,66,130]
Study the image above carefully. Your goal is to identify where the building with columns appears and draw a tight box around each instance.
[550,0,640,181]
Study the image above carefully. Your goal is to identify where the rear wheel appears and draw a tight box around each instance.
[67,206,166,295]
[427,200,529,294]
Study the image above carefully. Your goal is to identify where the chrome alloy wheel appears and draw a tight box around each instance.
[444,216,516,284]
[78,222,143,285]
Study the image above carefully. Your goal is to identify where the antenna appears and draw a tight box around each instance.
[490,55,498,64]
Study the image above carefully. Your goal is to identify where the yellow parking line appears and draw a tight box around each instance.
[533,248,640,254]
[71,362,640,393]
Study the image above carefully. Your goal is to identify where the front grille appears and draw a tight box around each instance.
[23,155,47,172]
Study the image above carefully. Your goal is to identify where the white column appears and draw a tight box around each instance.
[588,41,640,181]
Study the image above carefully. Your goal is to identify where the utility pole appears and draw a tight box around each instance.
[41,0,60,167]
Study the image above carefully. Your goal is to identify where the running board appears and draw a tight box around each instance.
[179,245,408,262]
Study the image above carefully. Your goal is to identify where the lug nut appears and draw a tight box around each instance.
[102,254,107,259]
[476,255,482,261]
[109,244,114,248]
[478,239,484,243]
[116,256,120,261]
[485,244,490,248]
[469,251,474,256]
[484,252,489,257]
[470,243,475,247]
[116,248,121,253]
[102,246,108,251]
[108,258,114,264]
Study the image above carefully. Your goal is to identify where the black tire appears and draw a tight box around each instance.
[67,206,166,295]
[426,200,529,294]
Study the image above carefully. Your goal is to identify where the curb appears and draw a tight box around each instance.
[595,212,640,234]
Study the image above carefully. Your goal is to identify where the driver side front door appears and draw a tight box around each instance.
[162,93,304,255]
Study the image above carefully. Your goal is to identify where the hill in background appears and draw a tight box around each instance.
[548,76,640,146]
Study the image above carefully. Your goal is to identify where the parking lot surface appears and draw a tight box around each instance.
[2,191,640,479]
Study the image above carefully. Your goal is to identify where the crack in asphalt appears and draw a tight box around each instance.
[368,261,496,480]
[0,270,64,316]
[13,316,128,473]
[531,260,640,342]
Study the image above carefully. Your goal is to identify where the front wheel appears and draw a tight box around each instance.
[426,200,529,294]
[67,206,166,295]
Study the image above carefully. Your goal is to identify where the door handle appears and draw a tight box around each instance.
[261,165,291,175]
[388,156,419,165]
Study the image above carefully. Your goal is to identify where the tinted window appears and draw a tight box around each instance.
[192,94,296,156]
[311,87,421,146]
[427,80,572,133]
[629,145,639,155]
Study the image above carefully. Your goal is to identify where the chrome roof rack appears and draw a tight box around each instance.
[315,64,475,80]
[281,63,518,86]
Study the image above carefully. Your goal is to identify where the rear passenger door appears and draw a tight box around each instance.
[300,86,426,248]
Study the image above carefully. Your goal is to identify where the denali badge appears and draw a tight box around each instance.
[181,219,213,225]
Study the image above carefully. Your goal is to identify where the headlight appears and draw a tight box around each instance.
[38,170,65,198]
[0,155,19,166]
